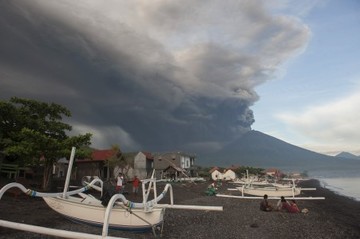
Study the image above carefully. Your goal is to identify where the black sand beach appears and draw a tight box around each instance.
[0,179,360,239]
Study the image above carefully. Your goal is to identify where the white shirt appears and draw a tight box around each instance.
[117,176,123,186]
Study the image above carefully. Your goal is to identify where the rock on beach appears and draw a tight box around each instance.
[0,179,359,239]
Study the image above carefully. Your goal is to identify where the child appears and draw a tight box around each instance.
[132,176,140,194]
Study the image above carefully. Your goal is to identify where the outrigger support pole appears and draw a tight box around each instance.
[0,219,126,239]
[63,147,76,199]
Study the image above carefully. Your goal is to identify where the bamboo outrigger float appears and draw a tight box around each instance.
[216,194,325,200]
[0,147,223,238]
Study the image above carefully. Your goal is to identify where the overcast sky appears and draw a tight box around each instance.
[1,0,359,156]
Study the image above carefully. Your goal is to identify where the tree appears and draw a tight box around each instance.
[105,145,124,181]
[196,166,212,179]
[0,97,92,190]
[234,166,265,178]
[108,145,134,180]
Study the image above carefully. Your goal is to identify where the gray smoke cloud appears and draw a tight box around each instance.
[0,0,310,153]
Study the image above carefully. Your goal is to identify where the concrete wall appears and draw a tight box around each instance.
[133,152,148,179]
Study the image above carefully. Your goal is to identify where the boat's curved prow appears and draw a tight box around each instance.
[0,178,104,200]
[0,182,31,199]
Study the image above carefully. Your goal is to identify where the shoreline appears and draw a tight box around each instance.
[1,179,360,238]
[300,178,360,204]
[315,177,360,202]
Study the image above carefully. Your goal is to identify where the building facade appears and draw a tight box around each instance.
[153,152,196,178]
[131,151,154,179]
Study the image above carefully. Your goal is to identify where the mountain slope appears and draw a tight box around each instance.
[336,152,360,160]
[199,130,360,172]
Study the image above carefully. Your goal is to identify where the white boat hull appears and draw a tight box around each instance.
[239,187,301,197]
[43,196,165,231]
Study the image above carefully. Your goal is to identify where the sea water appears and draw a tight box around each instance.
[318,177,360,201]
[308,170,360,201]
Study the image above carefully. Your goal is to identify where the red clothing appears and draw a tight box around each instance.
[282,202,291,211]
[288,202,300,213]
[132,177,140,187]
[283,202,300,213]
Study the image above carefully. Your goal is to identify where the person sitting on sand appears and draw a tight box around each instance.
[206,182,217,196]
[276,196,290,211]
[287,200,300,213]
[260,194,273,212]
[277,198,300,213]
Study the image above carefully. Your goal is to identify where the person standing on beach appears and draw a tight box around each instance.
[116,174,124,193]
[132,175,140,194]
[260,194,273,211]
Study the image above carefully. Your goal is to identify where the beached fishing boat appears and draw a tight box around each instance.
[217,184,324,200]
[237,185,302,197]
[42,182,166,231]
[44,196,165,230]
[229,170,311,197]
[40,176,222,232]
[0,147,223,238]
[241,178,301,197]
[218,177,323,200]
[232,179,271,186]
